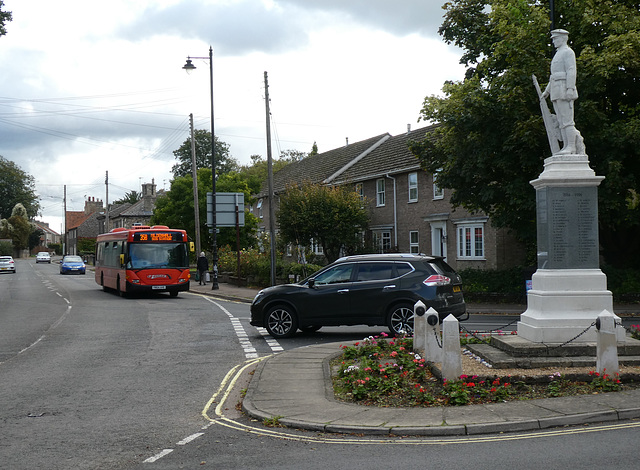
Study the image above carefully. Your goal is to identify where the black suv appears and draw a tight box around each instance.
[250,253,467,338]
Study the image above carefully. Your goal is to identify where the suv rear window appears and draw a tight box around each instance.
[430,258,457,275]
[395,262,413,277]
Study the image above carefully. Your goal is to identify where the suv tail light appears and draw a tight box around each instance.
[423,274,451,286]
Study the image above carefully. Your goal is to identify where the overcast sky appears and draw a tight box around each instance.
[0,0,465,232]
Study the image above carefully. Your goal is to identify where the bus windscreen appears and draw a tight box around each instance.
[128,242,188,269]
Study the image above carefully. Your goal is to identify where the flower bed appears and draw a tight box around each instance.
[332,333,640,407]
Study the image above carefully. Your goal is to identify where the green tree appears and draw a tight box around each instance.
[113,190,141,205]
[238,151,304,196]
[276,182,369,263]
[0,0,12,37]
[171,129,237,179]
[409,0,640,267]
[29,228,44,251]
[0,156,40,219]
[151,168,258,253]
[0,203,31,251]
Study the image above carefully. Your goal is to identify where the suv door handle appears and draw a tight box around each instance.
[383,285,396,290]
[338,289,349,294]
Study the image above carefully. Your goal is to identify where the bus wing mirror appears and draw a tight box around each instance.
[190,242,195,252]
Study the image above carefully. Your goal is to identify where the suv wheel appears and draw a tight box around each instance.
[387,303,414,336]
[265,305,298,338]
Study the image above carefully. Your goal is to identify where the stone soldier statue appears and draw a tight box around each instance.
[540,29,585,155]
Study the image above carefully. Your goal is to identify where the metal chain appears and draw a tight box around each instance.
[458,324,489,343]
[433,327,442,349]
[541,321,596,352]
[471,317,520,334]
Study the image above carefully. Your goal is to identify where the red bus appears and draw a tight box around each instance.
[95,225,193,297]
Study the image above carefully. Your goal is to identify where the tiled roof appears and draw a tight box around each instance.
[257,125,440,195]
[120,199,152,217]
[258,134,390,196]
[66,211,91,230]
[34,221,60,236]
[332,124,440,184]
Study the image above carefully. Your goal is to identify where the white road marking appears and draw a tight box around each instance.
[176,432,204,445]
[256,327,284,352]
[204,298,270,359]
[143,449,173,463]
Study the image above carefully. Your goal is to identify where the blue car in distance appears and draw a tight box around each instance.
[60,255,86,275]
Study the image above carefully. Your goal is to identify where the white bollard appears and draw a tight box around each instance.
[596,310,619,375]
[424,307,442,363]
[441,314,463,382]
[413,301,427,353]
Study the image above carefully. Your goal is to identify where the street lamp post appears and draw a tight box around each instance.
[183,46,219,290]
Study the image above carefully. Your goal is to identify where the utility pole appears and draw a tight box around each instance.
[105,171,109,233]
[264,71,276,286]
[189,113,202,255]
[63,184,67,255]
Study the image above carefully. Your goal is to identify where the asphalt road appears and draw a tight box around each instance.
[1,259,638,469]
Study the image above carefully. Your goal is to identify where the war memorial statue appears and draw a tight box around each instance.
[533,29,585,155]
[517,29,624,344]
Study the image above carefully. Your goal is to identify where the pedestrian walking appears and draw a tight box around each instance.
[197,252,209,285]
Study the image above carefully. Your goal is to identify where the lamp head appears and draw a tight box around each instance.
[182,58,196,74]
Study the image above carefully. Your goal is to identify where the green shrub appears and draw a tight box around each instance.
[0,240,12,256]
[217,245,324,286]
[458,267,526,294]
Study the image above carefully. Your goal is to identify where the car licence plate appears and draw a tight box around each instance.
[152,285,166,290]
[453,286,461,293]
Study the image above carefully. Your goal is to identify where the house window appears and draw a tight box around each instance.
[373,231,391,253]
[408,172,418,202]
[355,183,364,204]
[310,238,323,255]
[376,178,385,206]
[257,198,263,218]
[457,224,484,259]
[409,231,419,253]
[433,170,444,200]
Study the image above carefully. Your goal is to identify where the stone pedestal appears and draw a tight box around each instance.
[518,155,624,343]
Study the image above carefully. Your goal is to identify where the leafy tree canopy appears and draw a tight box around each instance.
[171,129,238,179]
[276,182,369,263]
[409,0,640,267]
[239,149,309,196]
[0,203,31,250]
[113,190,141,205]
[0,156,40,219]
[151,168,258,254]
[0,0,12,37]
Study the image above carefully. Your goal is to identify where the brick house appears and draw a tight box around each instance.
[254,124,526,271]
[33,221,61,249]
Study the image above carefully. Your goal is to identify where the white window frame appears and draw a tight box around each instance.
[457,224,485,259]
[376,178,385,207]
[409,230,419,254]
[257,198,263,218]
[310,238,323,255]
[408,172,418,202]
[433,170,444,200]
[373,230,391,253]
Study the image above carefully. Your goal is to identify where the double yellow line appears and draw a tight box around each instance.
[203,357,640,445]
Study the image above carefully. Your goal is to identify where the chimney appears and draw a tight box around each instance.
[142,180,157,212]
[345,137,349,146]
[407,124,411,133]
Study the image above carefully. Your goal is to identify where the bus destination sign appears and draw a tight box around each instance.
[133,232,182,242]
